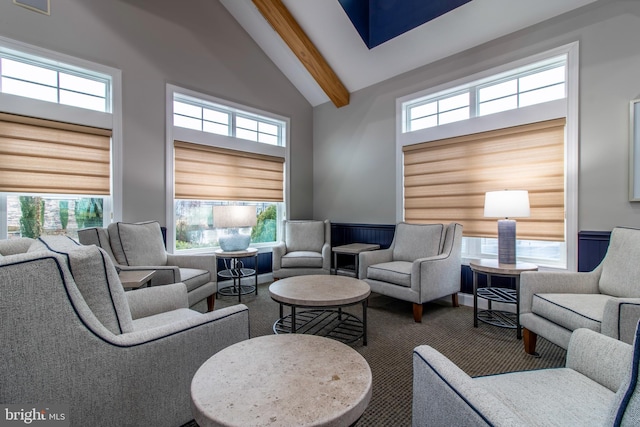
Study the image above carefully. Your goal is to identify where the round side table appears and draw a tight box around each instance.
[214,247,258,302]
[191,334,372,427]
[470,259,538,339]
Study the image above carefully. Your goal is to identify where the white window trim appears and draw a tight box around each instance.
[165,84,290,254]
[0,35,122,237]
[395,41,579,271]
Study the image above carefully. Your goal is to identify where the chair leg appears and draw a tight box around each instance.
[451,293,459,307]
[413,303,423,323]
[523,328,537,354]
[207,294,215,312]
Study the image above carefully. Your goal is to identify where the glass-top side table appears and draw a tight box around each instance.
[470,259,538,339]
[214,248,258,302]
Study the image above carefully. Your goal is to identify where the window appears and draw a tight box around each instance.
[403,56,566,133]
[1,55,110,112]
[408,91,470,131]
[173,94,284,146]
[397,43,578,269]
[166,85,289,253]
[0,36,121,240]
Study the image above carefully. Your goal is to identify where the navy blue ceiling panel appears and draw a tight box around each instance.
[339,0,473,49]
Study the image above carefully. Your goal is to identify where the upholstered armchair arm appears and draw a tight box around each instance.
[358,248,393,279]
[109,304,249,345]
[565,328,632,392]
[412,345,526,427]
[520,267,602,314]
[321,242,332,271]
[272,242,286,270]
[412,254,460,301]
[126,282,189,320]
[602,298,640,344]
[167,253,216,277]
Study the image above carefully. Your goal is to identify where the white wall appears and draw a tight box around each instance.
[313,0,640,232]
[0,0,315,222]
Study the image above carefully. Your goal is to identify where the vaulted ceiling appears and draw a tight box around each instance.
[221,0,599,108]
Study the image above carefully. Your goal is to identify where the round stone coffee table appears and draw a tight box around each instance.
[191,334,373,427]
[269,275,371,345]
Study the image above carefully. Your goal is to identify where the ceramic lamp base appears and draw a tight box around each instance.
[497,219,516,264]
[219,233,251,252]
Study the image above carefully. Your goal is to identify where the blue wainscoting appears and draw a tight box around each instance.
[331,223,396,248]
[331,223,396,272]
[329,225,612,295]
[577,230,611,272]
[215,252,272,276]
[210,226,611,285]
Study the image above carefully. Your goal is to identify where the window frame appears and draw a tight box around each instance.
[165,84,290,254]
[0,35,122,238]
[396,42,579,270]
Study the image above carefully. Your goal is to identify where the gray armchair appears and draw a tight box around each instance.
[272,219,331,279]
[78,221,216,312]
[412,323,640,427]
[358,222,463,322]
[520,226,640,355]
[0,238,249,427]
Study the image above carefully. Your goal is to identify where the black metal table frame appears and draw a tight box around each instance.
[472,269,522,339]
[216,252,258,303]
[272,298,368,346]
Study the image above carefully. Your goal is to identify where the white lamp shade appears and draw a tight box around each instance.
[213,205,257,228]
[484,190,530,218]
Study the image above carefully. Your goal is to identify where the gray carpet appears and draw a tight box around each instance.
[186,281,566,427]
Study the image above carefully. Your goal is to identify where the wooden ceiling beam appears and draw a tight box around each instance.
[252,0,350,108]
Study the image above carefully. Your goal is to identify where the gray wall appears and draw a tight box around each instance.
[0,0,315,222]
[313,0,640,232]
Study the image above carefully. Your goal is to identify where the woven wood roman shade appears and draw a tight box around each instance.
[0,113,111,195]
[403,118,566,241]
[174,140,284,202]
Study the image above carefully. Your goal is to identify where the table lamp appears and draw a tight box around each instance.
[213,205,257,251]
[484,190,530,264]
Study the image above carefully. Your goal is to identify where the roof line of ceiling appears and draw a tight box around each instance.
[251,0,350,108]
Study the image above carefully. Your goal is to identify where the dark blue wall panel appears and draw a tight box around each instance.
[213,226,611,291]
[577,230,611,272]
[339,0,472,48]
[331,222,396,248]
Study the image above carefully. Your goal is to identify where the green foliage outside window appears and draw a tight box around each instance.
[59,201,69,230]
[252,205,276,243]
[74,198,103,230]
[19,196,43,238]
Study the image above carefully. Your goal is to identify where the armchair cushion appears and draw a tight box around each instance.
[393,223,443,262]
[532,293,610,332]
[0,237,34,255]
[368,261,412,287]
[108,221,168,266]
[474,368,614,426]
[285,220,325,252]
[180,268,211,292]
[126,282,189,320]
[281,251,324,268]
